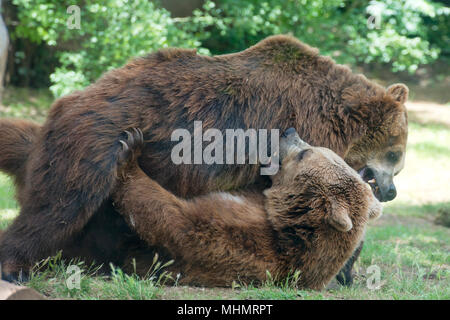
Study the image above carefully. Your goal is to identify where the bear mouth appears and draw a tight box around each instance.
[359,167,381,200]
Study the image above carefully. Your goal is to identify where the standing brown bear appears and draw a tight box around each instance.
[112,128,382,289]
[0,35,408,283]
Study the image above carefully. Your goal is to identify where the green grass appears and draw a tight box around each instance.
[24,253,173,300]
[0,88,449,300]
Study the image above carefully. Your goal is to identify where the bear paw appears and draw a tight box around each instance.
[118,128,144,167]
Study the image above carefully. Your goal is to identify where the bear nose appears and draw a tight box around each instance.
[282,127,296,137]
[385,184,397,201]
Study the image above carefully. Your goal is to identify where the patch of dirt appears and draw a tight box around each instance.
[159,286,238,300]
[406,101,450,128]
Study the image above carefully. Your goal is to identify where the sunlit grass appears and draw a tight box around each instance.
[384,121,450,211]
[0,174,18,229]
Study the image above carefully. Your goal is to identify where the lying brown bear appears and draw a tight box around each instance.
[112,128,382,289]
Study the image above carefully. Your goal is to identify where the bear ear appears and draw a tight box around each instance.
[387,83,409,104]
[327,202,353,232]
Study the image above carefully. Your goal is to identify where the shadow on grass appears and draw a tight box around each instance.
[408,110,450,130]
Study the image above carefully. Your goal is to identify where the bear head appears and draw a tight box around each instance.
[343,83,409,202]
[266,127,382,234]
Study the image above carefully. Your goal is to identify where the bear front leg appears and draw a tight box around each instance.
[336,240,364,286]
[112,129,185,252]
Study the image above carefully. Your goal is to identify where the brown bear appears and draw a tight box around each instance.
[111,128,382,289]
[0,35,408,283]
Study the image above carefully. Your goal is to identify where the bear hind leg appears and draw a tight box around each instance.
[0,126,141,282]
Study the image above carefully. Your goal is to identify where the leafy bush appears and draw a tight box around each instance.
[7,0,449,95]
[12,0,207,96]
[192,0,448,73]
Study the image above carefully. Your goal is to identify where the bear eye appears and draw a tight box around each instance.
[297,149,310,161]
[386,151,400,163]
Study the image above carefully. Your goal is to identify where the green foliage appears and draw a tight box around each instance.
[11,0,208,96]
[7,0,450,95]
[354,0,445,73]
[192,0,448,73]
[192,0,350,55]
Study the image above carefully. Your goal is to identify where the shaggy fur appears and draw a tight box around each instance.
[0,35,407,280]
[112,128,382,289]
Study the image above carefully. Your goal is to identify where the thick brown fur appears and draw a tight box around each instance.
[0,35,407,279]
[0,120,149,278]
[112,129,382,289]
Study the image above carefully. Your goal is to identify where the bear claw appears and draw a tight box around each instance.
[118,128,144,166]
